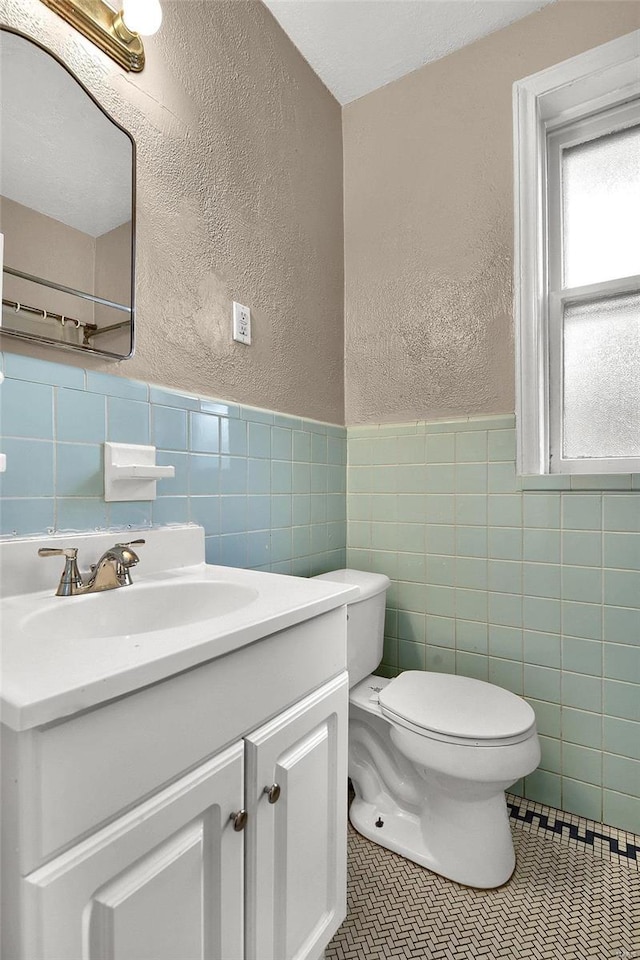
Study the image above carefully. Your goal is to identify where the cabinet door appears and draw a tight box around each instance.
[244,673,349,960]
[21,743,245,960]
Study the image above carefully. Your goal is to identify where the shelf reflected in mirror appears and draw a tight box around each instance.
[0,27,136,360]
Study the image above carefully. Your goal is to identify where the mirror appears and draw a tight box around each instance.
[0,27,135,359]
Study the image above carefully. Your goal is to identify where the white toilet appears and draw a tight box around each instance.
[314,569,541,889]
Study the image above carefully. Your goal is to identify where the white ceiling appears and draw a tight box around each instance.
[263,0,556,105]
[1,30,132,238]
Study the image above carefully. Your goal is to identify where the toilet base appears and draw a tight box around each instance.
[348,792,516,889]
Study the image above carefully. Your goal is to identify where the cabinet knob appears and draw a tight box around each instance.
[264,783,281,804]
[230,809,248,831]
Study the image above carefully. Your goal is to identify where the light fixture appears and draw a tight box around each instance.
[39,0,162,72]
[118,0,162,37]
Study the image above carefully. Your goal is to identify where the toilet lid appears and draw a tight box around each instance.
[379,671,536,742]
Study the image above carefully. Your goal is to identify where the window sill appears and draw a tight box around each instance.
[520,474,640,492]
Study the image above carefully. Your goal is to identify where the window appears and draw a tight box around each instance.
[513,31,640,475]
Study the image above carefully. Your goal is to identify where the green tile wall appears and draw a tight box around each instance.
[347,415,640,834]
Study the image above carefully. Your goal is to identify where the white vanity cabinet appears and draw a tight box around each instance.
[21,742,246,960]
[245,678,347,960]
[1,606,349,960]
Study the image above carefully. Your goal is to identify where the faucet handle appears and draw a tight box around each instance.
[38,547,78,559]
[38,547,82,596]
[110,539,145,586]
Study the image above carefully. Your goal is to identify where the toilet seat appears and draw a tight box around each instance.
[379,671,537,747]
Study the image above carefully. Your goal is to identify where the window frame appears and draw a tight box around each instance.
[513,30,640,476]
[547,101,640,474]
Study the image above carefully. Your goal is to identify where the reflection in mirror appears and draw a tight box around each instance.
[0,28,136,359]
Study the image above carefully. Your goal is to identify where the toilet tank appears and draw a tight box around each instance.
[312,569,390,686]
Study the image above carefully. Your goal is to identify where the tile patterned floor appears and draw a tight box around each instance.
[327,794,640,960]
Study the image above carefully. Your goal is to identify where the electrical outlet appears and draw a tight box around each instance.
[232,302,251,345]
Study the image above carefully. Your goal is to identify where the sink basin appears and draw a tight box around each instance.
[1,524,360,732]
[21,580,260,641]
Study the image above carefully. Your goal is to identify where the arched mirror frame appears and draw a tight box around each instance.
[0,25,137,360]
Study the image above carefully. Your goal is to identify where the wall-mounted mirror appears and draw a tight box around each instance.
[0,27,135,359]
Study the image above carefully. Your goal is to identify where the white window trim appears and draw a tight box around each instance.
[513,29,640,476]
[546,101,640,474]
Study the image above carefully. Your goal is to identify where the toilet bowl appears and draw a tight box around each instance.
[313,569,541,889]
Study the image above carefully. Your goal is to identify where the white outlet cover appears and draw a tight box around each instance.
[232,301,251,345]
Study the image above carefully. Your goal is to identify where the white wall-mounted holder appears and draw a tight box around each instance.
[104,442,175,502]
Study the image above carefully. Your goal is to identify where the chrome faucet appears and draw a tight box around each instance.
[38,540,145,597]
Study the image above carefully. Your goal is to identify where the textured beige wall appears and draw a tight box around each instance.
[343,1,640,425]
[0,0,344,423]
[1,196,96,305]
[95,222,131,309]
[94,221,134,355]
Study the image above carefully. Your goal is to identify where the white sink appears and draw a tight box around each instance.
[21,580,259,641]
[0,525,359,731]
